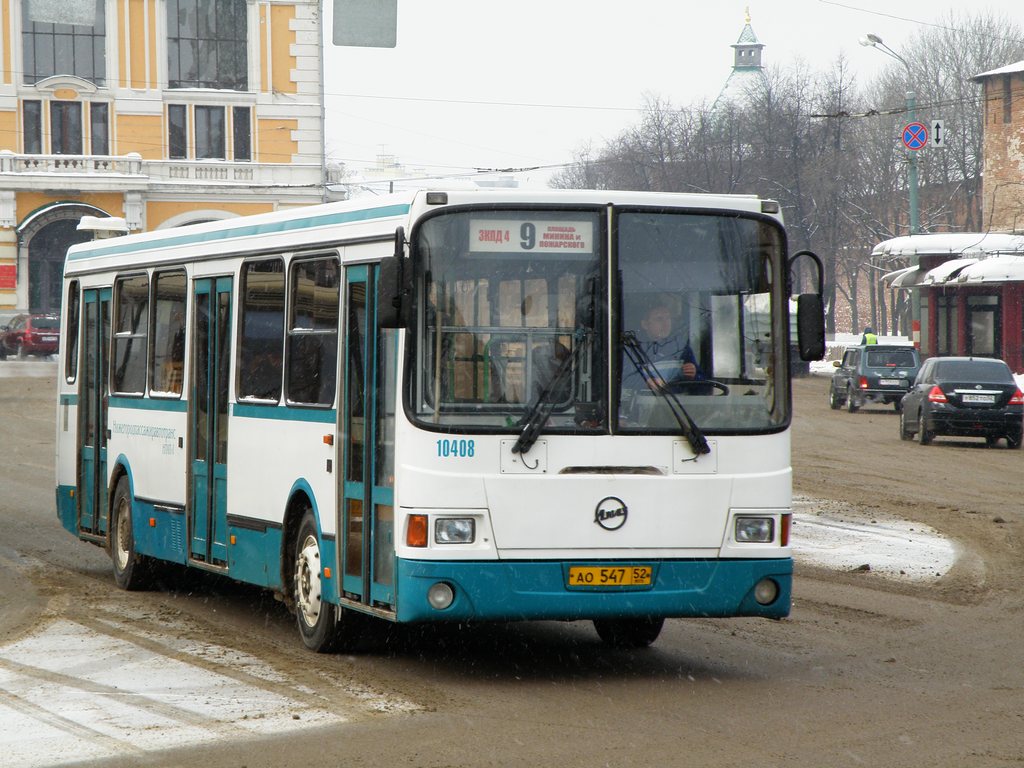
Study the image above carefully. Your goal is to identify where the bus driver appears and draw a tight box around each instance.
[624,303,702,391]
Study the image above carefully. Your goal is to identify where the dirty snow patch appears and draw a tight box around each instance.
[792,496,958,581]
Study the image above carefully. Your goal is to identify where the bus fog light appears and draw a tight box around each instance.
[754,578,779,606]
[735,517,774,543]
[427,582,455,610]
[435,518,475,544]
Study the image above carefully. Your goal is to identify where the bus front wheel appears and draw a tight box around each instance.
[111,476,150,591]
[593,617,664,648]
[293,509,374,653]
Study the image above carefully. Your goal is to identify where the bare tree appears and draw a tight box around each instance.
[551,10,1024,335]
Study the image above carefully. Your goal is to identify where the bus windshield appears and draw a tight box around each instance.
[410,209,604,431]
[617,210,788,433]
[408,206,788,434]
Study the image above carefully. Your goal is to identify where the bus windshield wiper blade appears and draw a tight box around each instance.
[621,331,710,457]
[511,328,586,456]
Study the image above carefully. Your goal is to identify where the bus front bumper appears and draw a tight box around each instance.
[394,557,791,623]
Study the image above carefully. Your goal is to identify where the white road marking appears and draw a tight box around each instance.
[0,613,417,767]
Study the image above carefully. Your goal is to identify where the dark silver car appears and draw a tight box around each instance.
[830,344,921,412]
[899,356,1023,448]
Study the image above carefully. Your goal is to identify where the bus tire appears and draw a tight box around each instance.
[111,476,150,591]
[294,508,347,653]
[593,617,664,648]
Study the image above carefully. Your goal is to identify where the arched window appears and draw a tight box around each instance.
[27,218,92,313]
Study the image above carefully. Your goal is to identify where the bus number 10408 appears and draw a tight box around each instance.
[436,438,475,458]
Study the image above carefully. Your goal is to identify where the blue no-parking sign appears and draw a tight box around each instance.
[902,122,929,150]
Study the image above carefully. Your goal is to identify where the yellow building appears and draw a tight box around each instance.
[0,0,334,314]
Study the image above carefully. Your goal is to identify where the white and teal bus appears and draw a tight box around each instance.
[55,189,824,651]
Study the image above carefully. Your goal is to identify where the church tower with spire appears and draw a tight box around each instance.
[713,9,767,109]
[732,8,764,70]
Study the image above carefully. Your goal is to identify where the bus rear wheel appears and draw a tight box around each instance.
[593,617,665,648]
[111,476,150,590]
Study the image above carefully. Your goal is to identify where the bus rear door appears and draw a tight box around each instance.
[78,287,110,540]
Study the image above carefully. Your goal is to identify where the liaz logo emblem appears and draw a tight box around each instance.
[594,496,628,531]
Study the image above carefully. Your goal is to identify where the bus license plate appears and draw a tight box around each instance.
[567,565,652,587]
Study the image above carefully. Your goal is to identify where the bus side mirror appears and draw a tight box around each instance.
[796,293,825,361]
[789,249,826,362]
[378,228,407,329]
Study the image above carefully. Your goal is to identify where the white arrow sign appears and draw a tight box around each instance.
[931,120,946,148]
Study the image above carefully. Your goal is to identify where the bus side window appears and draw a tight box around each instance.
[113,274,150,394]
[151,271,186,396]
[238,259,285,401]
[286,256,339,406]
[65,280,80,383]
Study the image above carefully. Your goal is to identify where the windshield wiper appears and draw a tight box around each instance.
[511,328,587,456]
[621,331,710,457]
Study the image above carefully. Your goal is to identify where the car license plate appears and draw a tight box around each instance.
[42,336,57,342]
[567,565,652,587]
[962,393,995,404]
[879,378,901,386]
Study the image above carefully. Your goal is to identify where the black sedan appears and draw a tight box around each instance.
[899,357,1023,448]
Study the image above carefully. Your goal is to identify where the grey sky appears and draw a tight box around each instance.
[322,0,1023,185]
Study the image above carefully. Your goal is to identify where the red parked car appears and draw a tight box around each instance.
[0,313,60,359]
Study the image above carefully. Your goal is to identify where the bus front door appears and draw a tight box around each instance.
[189,277,232,567]
[340,266,396,609]
[78,288,111,540]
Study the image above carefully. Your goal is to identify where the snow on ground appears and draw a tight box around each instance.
[792,497,957,581]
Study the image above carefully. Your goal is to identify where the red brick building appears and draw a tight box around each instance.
[973,61,1024,232]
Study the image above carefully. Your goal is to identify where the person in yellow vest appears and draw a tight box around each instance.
[860,326,878,345]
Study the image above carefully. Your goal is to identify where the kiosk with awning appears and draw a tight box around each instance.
[878,233,1024,372]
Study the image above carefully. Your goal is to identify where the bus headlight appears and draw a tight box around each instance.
[735,517,774,543]
[435,518,475,544]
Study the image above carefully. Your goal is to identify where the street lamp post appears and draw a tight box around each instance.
[860,33,919,236]
[860,32,921,345]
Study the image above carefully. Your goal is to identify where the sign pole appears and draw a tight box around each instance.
[906,90,919,236]
[906,89,920,346]
[898,93,923,344]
